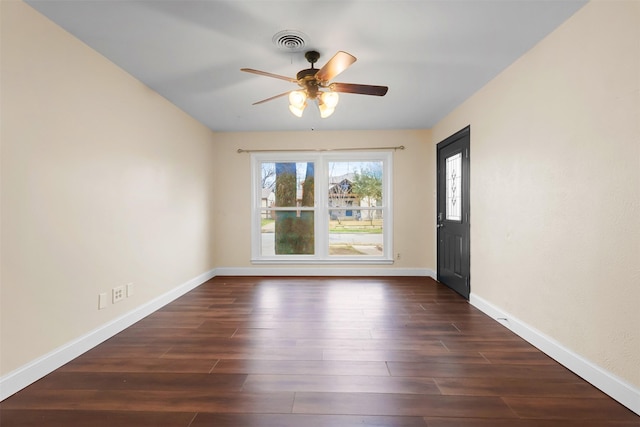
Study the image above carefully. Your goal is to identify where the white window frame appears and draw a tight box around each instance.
[251,151,393,264]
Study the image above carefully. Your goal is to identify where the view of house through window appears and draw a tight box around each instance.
[328,161,383,256]
[253,152,392,263]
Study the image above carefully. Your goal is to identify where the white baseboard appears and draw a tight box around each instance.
[0,268,216,401]
[214,267,436,278]
[470,292,640,416]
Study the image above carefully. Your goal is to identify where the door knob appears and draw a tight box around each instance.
[437,223,444,228]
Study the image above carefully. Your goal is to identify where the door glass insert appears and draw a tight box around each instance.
[446,152,462,221]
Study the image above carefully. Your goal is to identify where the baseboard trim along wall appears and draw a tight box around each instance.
[214,267,436,277]
[0,268,217,401]
[470,292,640,416]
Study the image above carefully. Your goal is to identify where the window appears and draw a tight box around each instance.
[252,151,393,264]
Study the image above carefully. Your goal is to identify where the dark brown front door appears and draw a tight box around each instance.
[437,126,470,299]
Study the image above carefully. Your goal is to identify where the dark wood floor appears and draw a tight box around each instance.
[1,276,638,426]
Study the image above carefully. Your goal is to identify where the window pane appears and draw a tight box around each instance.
[328,209,383,256]
[328,161,383,207]
[261,210,314,256]
[446,153,462,221]
[262,162,314,208]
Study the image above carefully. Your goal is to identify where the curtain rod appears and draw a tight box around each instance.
[237,145,405,154]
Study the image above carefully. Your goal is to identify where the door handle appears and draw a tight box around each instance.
[437,223,444,228]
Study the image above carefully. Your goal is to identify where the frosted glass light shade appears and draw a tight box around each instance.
[289,103,306,117]
[289,90,307,108]
[321,91,339,108]
[319,103,335,118]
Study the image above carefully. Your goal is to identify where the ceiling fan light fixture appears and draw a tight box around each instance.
[289,103,306,118]
[320,91,339,109]
[318,103,335,119]
[289,90,307,108]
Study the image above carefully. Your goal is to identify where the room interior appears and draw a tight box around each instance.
[1,0,638,418]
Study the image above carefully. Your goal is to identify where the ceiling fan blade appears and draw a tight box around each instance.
[252,91,291,105]
[329,82,389,96]
[315,51,357,82]
[241,68,297,83]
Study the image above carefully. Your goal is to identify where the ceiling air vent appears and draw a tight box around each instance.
[272,30,308,52]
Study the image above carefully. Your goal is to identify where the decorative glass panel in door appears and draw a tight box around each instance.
[445,152,462,221]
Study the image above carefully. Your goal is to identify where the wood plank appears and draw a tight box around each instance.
[212,359,390,376]
[58,357,218,374]
[387,361,577,380]
[190,413,428,427]
[480,351,558,365]
[440,338,539,353]
[292,392,518,418]
[502,397,640,421]
[0,410,196,427]
[294,338,448,351]
[161,345,323,361]
[79,343,172,359]
[434,377,608,398]
[1,389,295,413]
[321,348,480,363]
[370,328,514,340]
[233,327,372,340]
[27,372,247,392]
[242,374,440,394]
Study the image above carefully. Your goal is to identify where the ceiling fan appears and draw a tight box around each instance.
[241,51,388,118]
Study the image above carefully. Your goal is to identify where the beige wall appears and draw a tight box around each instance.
[1,1,216,375]
[211,130,435,271]
[433,1,640,388]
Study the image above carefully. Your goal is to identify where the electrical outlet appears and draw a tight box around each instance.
[126,283,134,297]
[98,293,108,310]
[112,286,125,303]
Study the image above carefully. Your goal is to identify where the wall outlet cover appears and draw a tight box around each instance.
[112,286,125,303]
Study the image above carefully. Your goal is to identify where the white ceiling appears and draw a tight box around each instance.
[25,0,587,132]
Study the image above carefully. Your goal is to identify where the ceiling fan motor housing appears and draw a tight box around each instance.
[297,74,320,99]
[296,51,323,99]
[304,50,320,65]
